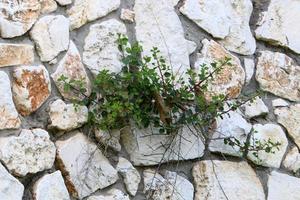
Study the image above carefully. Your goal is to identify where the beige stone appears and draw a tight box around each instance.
[283,147,300,173]
[0,44,34,67]
[40,0,57,14]
[120,9,135,23]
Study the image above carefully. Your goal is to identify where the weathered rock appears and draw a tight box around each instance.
[255,0,300,54]
[275,104,300,148]
[48,99,88,131]
[55,0,71,6]
[87,189,130,200]
[0,71,21,130]
[144,169,194,200]
[267,171,300,200]
[83,19,126,76]
[272,98,289,108]
[179,0,256,55]
[121,125,205,166]
[247,124,288,168]
[33,171,70,200]
[0,128,56,177]
[256,51,300,101]
[116,157,141,196]
[30,15,69,62]
[67,0,120,30]
[244,58,255,84]
[56,132,118,199]
[242,97,269,118]
[283,147,300,173]
[40,0,57,14]
[52,41,91,100]
[0,0,41,38]
[95,129,121,152]
[12,65,51,116]
[120,9,135,23]
[194,39,245,100]
[0,44,34,67]
[193,160,265,200]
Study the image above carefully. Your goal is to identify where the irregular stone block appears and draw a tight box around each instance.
[283,147,300,173]
[120,9,135,23]
[95,129,121,152]
[242,97,269,118]
[0,44,34,67]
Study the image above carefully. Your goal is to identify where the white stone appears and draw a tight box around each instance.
[0,128,56,177]
[55,0,71,6]
[120,9,135,23]
[267,171,300,200]
[52,41,91,101]
[244,58,255,84]
[40,0,57,14]
[87,189,130,200]
[0,43,34,67]
[180,0,256,55]
[56,132,118,199]
[33,171,70,200]
[256,51,300,102]
[255,0,300,54]
[83,19,127,76]
[67,0,120,30]
[247,124,288,168]
[272,99,289,108]
[193,160,265,200]
[30,15,69,62]
[242,97,269,118]
[0,71,21,130]
[48,99,88,131]
[95,129,121,152]
[116,157,141,196]
[283,147,300,173]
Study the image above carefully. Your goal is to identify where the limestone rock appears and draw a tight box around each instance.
[0,0,41,38]
[0,71,21,130]
[256,51,300,101]
[272,99,289,108]
[87,189,130,200]
[267,171,300,200]
[30,15,69,62]
[247,124,288,168]
[283,147,300,173]
[52,41,91,100]
[95,129,121,152]
[0,163,24,200]
[193,160,265,200]
[12,65,51,116]
[0,128,56,177]
[121,125,205,166]
[255,0,300,54]
[56,132,118,199]
[275,104,300,148]
[40,0,57,14]
[48,99,88,131]
[67,0,120,30]
[0,44,34,67]
[116,157,141,196]
[33,171,70,200]
[55,0,71,6]
[244,58,255,84]
[83,19,126,76]
[242,97,269,118]
[120,9,135,23]
[194,39,245,100]
[180,0,256,55]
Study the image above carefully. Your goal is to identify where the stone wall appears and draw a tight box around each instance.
[0,0,300,199]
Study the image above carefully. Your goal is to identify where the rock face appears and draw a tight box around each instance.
[95,129,121,152]
[0,0,41,38]
[0,44,34,67]
[48,99,88,131]
[267,171,300,200]
[242,97,269,118]
[40,0,57,14]
[52,41,91,100]
[0,129,56,177]
[0,72,21,130]
[272,99,289,108]
[283,147,300,173]
[275,104,300,148]
[116,157,141,196]
[87,189,130,200]
[244,58,255,84]
[194,39,245,100]
[121,125,205,166]
[30,15,69,62]
[247,124,288,168]
[55,132,118,199]
[12,65,51,116]
[193,160,265,200]
[33,171,70,200]
[83,19,126,76]
[67,0,120,30]
[180,0,256,55]
[256,51,300,102]
[143,169,194,200]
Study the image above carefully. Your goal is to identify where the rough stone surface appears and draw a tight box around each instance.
[193,160,265,200]
[272,99,289,108]
[194,39,245,100]
[87,189,130,200]
[30,15,69,62]
[242,97,269,118]
[95,129,121,152]
[283,147,300,173]
[256,51,300,102]
[120,9,134,23]
[244,58,255,84]
[67,0,120,30]
[180,0,256,55]
[12,65,51,116]
[40,0,57,14]
[247,124,288,168]
[33,171,70,200]
[116,157,141,196]
[0,129,56,177]
[55,132,118,199]
[0,44,34,67]
[83,19,126,76]
[0,71,21,130]
[55,0,71,6]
